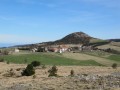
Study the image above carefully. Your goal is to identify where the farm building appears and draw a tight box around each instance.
[31,48,38,52]
[14,48,20,53]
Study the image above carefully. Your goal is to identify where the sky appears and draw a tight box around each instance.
[0,0,120,46]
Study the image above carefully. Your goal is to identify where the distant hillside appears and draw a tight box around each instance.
[54,32,92,45]
[89,38,109,46]
[0,43,15,48]
[108,39,120,42]
[9,32,120,48]
[10,32,103,48]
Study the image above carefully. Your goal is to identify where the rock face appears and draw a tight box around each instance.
[55,32,91,45]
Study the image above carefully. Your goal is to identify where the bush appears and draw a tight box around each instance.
[42,64,46,69]
[112,63,117,69]
[33,75,36,79]
[7,61,10,64]
[0,58,4,62]
[48,65,58,77]
[70,70,75,77]
[21,64,35,76]
[31,61,41,67]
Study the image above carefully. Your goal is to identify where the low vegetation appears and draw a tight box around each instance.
[108,55,120,62]
[31,61,41,67]
[3,68,15,77]
[112,63,117,69]
[48,65,58,77]
[0,58,4,62]
[21,64,35,76]
[70,69,75,77]
[0,53,103,66]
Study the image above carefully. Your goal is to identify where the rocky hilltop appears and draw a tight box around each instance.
[54,32,91,45]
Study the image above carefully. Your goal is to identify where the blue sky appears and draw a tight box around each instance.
[0,0,120,46]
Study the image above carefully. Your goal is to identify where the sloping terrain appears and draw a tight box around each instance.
[97,42,120,51]
[54,32,91,44]
[108,39,120,42]
[0,52,102,66]
[0,62,120,90]
[62,52,120,66]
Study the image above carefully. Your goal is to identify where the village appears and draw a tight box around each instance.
[0,44,91,54]
[0,43,118,57]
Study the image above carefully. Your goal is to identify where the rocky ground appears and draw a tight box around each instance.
[0,62,120,90]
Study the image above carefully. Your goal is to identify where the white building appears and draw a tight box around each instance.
[14,48,20,53]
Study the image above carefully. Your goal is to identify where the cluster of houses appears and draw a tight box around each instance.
[0,48,20,55]
[30,44,95,53]
[1,44,116,54]
[31,45,69,53]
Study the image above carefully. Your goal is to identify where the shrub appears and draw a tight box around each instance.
[0,58,4,62]
[112,63,117,69]
[42,64,46,69]
[31,61,41,67]
[21,64,35,76]
[70,70,75,77]
[48,65,58,77]
[7,61,10,64]
[33,75,36,79]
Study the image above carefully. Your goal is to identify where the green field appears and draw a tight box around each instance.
[0,53,103,66]
[108,55,120,62]
[81,51,111,57]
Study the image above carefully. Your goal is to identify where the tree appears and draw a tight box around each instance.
[21,64,35,76]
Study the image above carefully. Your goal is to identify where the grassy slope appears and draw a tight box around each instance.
[0,53,102,66]
[63,52,120,66]
[90,38,106,43]
[108,55,120,62]
[85,52,120,66]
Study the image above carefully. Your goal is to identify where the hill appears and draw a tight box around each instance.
[9,32,119,48]
[108,39,120,42]
[54,32,92,45]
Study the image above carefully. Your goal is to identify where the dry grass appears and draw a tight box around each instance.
[97,44,120,51]
[0,62,120,90]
